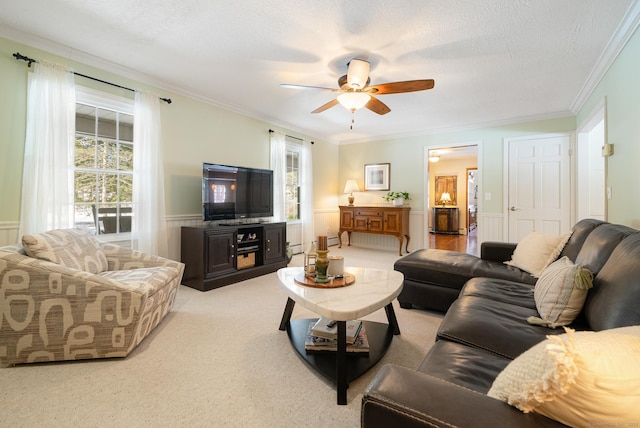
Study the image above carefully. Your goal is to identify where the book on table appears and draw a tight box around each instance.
[304,324,369,354]
[311,317,362,344]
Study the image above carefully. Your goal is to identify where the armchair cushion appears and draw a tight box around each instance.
[22,228,108,274]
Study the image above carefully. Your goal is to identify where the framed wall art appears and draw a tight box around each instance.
[364,163,390,191]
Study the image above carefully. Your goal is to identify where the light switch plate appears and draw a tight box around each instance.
[602,143,614,157]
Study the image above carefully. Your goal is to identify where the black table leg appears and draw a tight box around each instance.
[385,303,401,335]
[279,297,295,331]
[336,320,347,405]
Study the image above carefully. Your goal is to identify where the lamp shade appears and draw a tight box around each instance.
[441,192,452,203]
[346,59,370,89]
[337,92,371,111]
[344,179,360,194]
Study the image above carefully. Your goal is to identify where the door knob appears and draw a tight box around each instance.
[510,206,518,211]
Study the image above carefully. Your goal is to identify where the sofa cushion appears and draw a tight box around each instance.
[531,257,593,328]
[418,339,511,394]
[488,326,640,426]
[437,294,572,360]
[573,222,638,276]
[583,232,640,330]
[460,278,536,309]
[505,231,571,277]
[558,218,605,261]
[395,249,537,290]
[22,228,108,274]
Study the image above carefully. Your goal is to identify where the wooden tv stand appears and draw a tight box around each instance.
[181,222,287,291]
[338,206,410,256]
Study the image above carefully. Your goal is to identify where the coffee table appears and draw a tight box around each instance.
[277,266,404,405]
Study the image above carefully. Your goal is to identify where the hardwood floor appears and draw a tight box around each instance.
[428,227,478,255]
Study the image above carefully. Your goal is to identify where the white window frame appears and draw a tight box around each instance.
[74,87,135,241]
[285,139,302,223]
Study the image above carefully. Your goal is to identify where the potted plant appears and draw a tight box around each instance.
[383,191,411,206]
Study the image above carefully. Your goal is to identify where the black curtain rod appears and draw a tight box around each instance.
[13,52,172,104]
[268,129,313,144]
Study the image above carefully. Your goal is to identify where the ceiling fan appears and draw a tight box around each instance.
[281,59,435,126]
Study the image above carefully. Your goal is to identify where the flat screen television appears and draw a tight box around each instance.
[202,163,274,221]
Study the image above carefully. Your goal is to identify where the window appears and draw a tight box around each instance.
[285,140,302,221]
[73,90,134,236]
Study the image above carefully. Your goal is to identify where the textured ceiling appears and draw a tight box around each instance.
[1,0,638,143]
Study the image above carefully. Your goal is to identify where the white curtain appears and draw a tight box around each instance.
[133,91,168,257]
[19,61,76,236]
[270,131,286,222]
[300,139,314,249]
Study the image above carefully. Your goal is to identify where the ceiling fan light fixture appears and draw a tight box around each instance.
[337,92,371,110]
[346,59,370,89]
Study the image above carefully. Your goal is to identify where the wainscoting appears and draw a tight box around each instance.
[0,222,19,247]
[477,213,504,243]
[1,210,500,261]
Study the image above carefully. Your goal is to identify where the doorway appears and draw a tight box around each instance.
[467,168,478,231]
[576,103,606,221]
[424,143,480,248]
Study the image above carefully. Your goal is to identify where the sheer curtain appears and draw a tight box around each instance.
[300,139,314,250]
[270,131,286,222]
[133,91,168,257]
[19,61,76,236]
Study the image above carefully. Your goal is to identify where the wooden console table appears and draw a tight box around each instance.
[338,206,410,256]
[432,207,459,234]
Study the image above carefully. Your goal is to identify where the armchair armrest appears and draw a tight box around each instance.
[362,365,564,428]
[480,241,517,263]
[100,243,184,273]
[0,249,146,294]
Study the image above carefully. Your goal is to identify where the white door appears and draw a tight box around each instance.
[506,134,572,241]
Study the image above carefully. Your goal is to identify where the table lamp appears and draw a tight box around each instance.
[440,192,452,207]
[344,180,360,206]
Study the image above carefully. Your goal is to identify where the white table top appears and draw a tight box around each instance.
[276,267,404,321]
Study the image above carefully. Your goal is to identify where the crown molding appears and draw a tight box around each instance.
[570,0,640,113]
[336,111,575,145]
[0,25,334,144]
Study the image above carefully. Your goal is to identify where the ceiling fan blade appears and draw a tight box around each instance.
[364,96,391,115]
[280,83,338,92]
[367,79,435,94]
[311,98,339,114]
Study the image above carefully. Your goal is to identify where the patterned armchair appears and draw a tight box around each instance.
[0,229,184,367]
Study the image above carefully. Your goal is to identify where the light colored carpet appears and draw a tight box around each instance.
[0,246,442,428]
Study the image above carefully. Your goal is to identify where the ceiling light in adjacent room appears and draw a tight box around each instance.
[429,154,440,162]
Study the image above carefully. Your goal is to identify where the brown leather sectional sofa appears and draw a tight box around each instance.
[362,219,640,427]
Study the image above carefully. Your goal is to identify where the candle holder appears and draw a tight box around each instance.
[304,241,317,276]
[314,249,330,283]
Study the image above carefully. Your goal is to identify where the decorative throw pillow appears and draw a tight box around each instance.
[22,228,108,274]
[527,256,593,328]
[505,231,572,277]
[488,326,640,426]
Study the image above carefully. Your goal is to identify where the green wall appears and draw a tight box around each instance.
[2,25,639,229]
[0,36,337,222]
[577,26,640,228]
[338,116,576,214]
